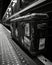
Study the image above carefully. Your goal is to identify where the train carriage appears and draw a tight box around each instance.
[10,13,48,55]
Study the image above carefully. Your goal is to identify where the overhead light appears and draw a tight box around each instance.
[6,12,8,15]
[12,0,17,7]
[22,0,24,3]
[12,3,15,7]
[8,7,11,11]
[6,15,9,18]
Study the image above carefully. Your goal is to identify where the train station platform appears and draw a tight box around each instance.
[0,24,37,65]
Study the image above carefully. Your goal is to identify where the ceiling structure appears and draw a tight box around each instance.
[0,0,52,19]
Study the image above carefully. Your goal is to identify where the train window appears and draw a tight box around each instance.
[39,38,45,50]
[15,28,18,37]
[24,36,31,47]
[25,23,30,36]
